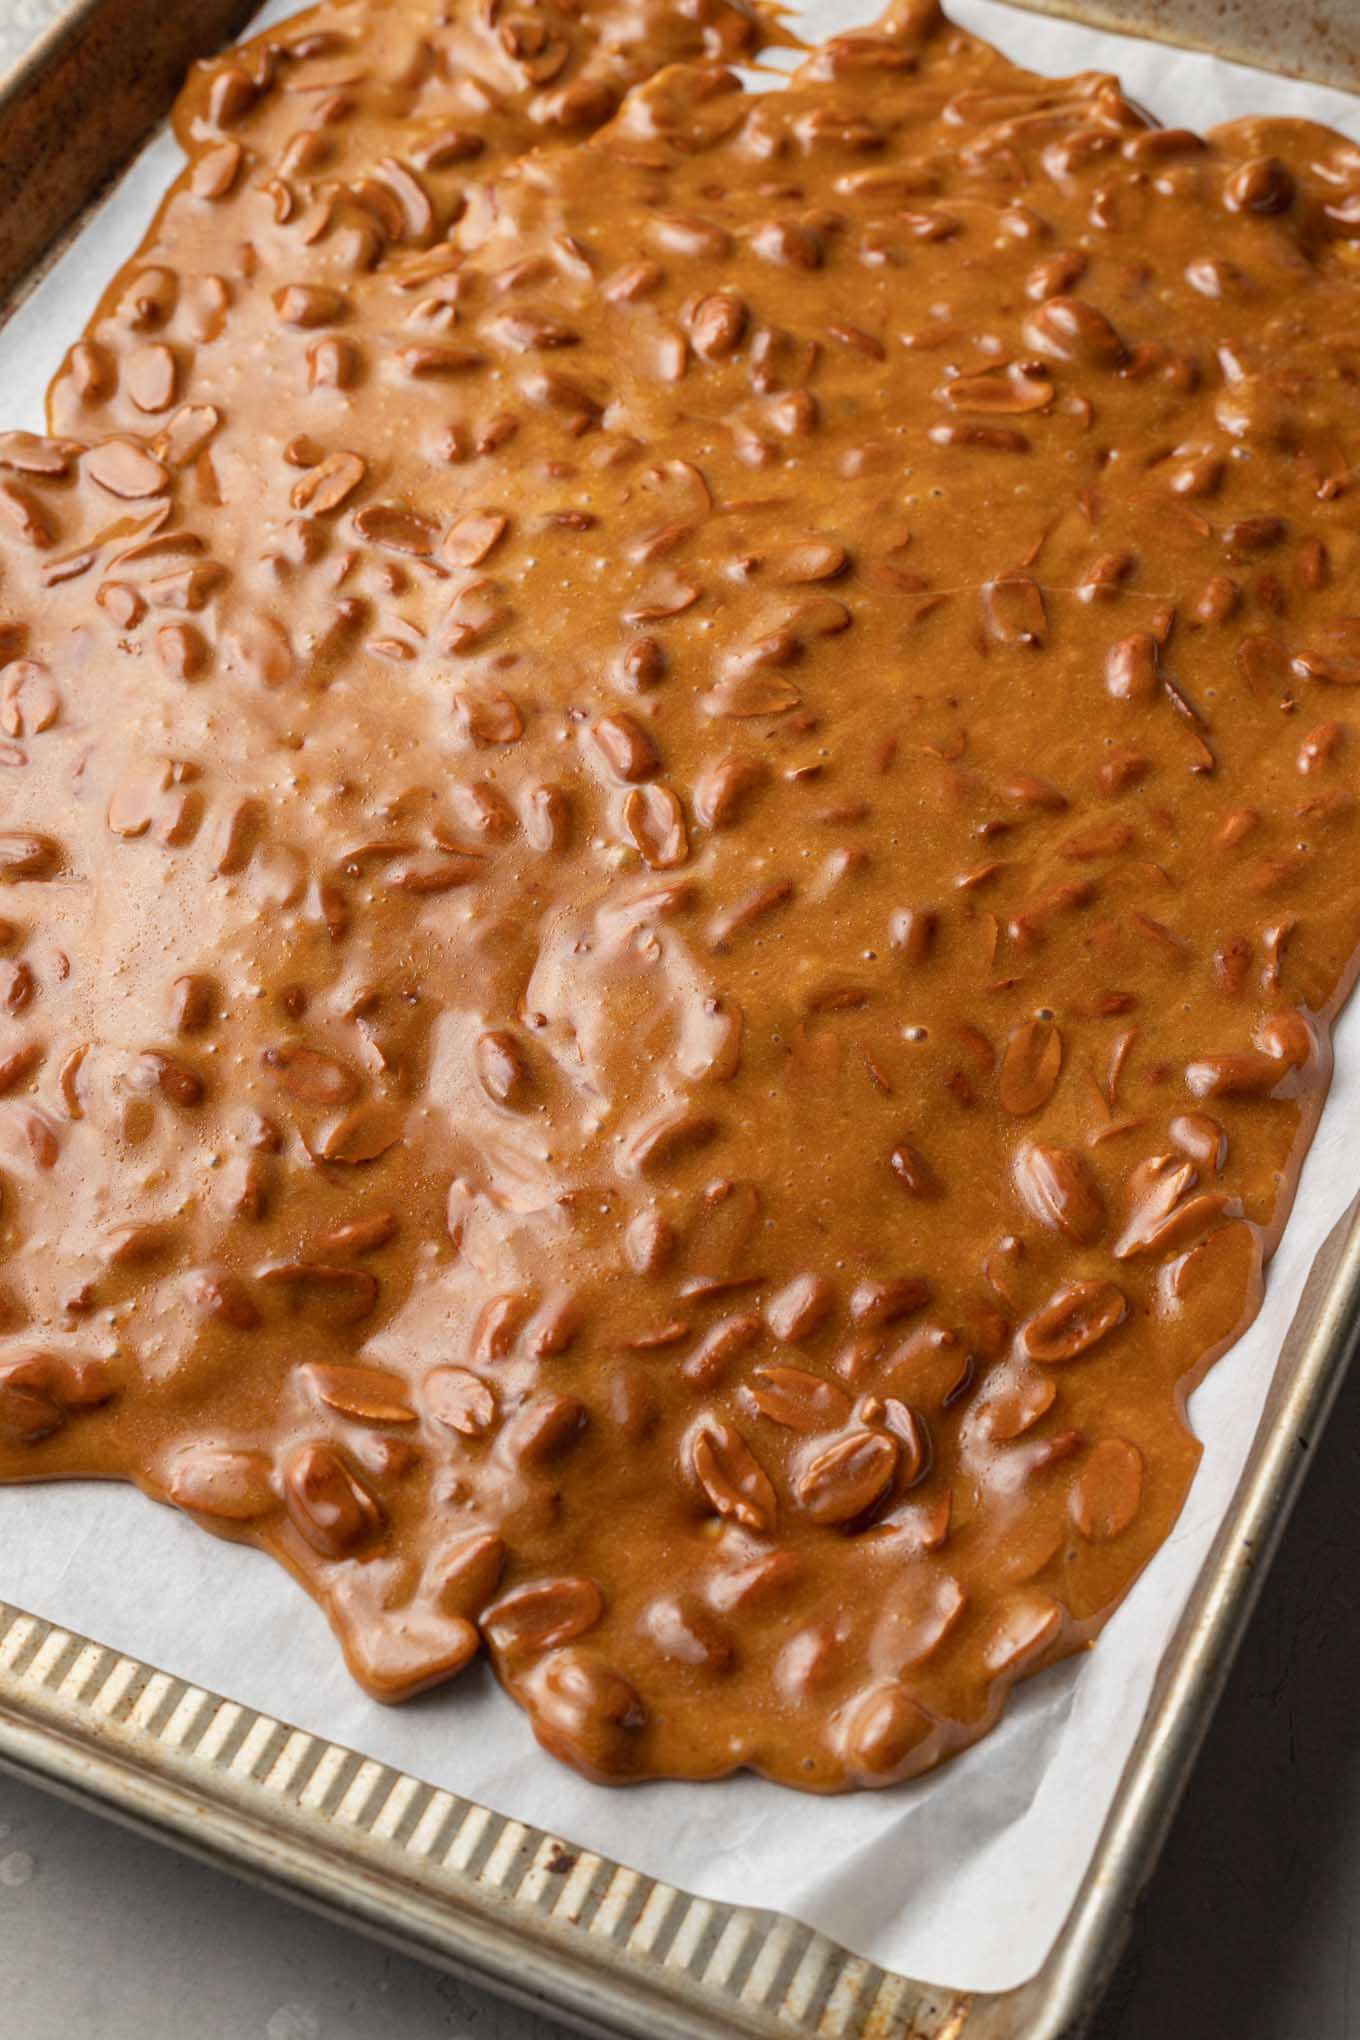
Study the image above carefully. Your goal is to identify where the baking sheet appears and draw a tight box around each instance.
[1,0,1358,1999]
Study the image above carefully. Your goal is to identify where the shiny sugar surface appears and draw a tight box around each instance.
[0,0,1358,1791]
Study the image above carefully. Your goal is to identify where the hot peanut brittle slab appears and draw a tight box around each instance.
[1,0,1359,1789]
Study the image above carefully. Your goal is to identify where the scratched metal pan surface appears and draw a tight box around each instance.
[1014,0,1360,93]
[0,5,1359,2038]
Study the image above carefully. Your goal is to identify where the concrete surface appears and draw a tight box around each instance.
[0,0,61,67]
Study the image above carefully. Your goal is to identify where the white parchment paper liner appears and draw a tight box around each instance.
[1,0,1357,1993]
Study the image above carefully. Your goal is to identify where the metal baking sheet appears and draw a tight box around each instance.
[0,5,1359,2035]
[1015,0,1360,91]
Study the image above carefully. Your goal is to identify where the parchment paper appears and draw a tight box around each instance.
[1,0,1357,1996]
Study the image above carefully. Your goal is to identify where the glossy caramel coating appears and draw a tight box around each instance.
[1,0,1359,1791]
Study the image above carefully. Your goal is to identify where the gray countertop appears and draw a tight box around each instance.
[7,1349,1360,2038]
[0,0,68,69]
[2,2,1357,2033]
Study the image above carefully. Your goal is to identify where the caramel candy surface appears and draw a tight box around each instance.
[0,0,1358,1791]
